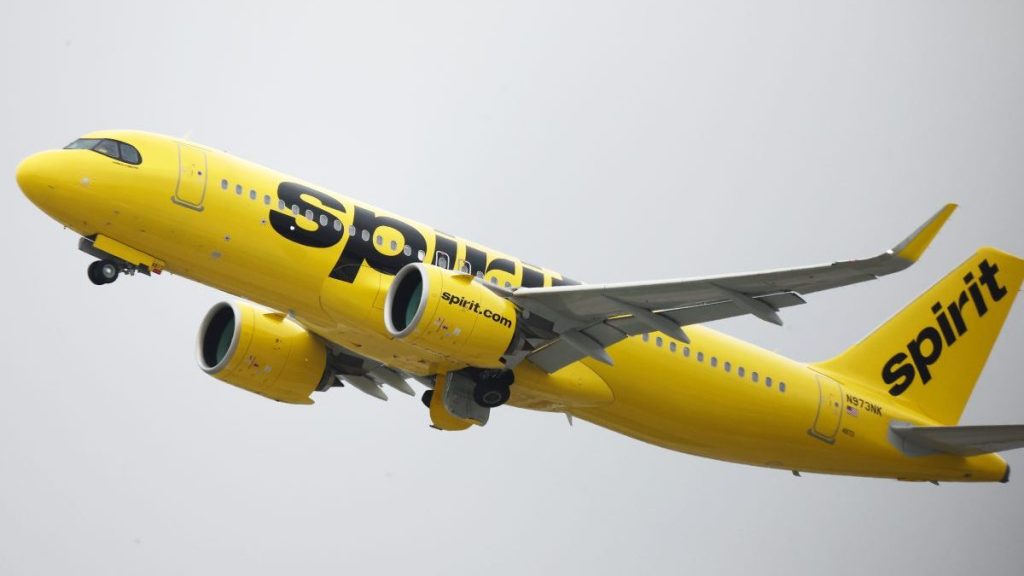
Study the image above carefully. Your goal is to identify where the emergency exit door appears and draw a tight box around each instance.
[174,143,207,210]
[809,374,844,444]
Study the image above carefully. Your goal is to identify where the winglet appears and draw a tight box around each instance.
[890,203,957,263]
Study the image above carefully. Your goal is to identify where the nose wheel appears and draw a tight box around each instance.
[87,260,120,285]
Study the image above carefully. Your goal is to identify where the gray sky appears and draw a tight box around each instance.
[3,1,1024,574]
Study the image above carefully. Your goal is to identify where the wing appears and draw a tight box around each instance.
[513,204,957,373]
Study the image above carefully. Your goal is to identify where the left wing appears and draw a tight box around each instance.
[513,204,957,373]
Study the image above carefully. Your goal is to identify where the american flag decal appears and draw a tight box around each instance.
[846,405,859,417]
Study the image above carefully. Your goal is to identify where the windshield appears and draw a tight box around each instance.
[64,138,142,165]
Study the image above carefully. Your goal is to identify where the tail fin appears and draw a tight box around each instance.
[814,248,1024,425]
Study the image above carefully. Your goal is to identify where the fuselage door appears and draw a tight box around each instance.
[174,143,207,210]
[809,374,843,444]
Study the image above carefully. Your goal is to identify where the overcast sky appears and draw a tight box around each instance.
[3,1,1024,574]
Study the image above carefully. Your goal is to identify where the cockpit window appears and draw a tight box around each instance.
[119,143,141,164]
[64,138,143,165]
[93,139,119,159]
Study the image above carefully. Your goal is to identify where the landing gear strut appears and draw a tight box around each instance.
[87,260,120,285]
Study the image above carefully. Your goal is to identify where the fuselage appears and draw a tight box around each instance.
[16,130,1010,482]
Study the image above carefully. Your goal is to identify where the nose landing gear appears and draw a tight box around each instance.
[87,260,121,285]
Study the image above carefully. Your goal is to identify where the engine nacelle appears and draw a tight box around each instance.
[385,263,518,369]
[197,301,331,404]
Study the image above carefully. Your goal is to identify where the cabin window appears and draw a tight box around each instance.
[710,356,718,368]
[250,190,257,201]
[656,336,663,347]
[417,250,425,261]
[237,184,244,195]
[683,347,690,358]
[724,361,731,373]
[779,382,787,393]
[263,195,271,205]
[697,352,704,362]
[459,261,472,274]
[505,281,513,289]
[669,342,677,353]
[278,199,286,211]
[291,204,300,216]
[361,230,370,242]
[390,240,398,251]
[766,376,773,389]
[403,245,412,257]
[737,366,745,378]
[220,179,229,190]
[319,214,328,226]
[435,252,450,269]
[305,209,315,221]
[642,333,649,342]
[349,225,357,237]
[751,372,759,383]
[333,219,343,232]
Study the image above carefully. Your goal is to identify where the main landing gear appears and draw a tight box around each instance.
[472,370,513,408]
[87,260,120,285]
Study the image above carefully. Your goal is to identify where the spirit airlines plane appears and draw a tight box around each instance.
[16,130,1024,483]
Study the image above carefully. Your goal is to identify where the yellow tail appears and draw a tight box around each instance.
[814,248,1024,425]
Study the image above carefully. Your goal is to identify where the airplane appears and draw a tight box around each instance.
[16,130,1024,483]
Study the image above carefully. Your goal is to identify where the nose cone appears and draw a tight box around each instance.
[16,151,56,205]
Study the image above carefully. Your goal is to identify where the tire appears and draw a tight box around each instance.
[473,383,510,408]
[97,261,119,284]
[421,389,434,409]
[87,261,105,285]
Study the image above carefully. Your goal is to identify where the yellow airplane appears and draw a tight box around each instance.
[16,130,1024,483]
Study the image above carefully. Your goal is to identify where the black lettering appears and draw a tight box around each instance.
[907,327,943,384]
[883,352,916,396]
[967,277,989,317]
[522,263,545,288]
[979,259,1008,302]
[330,206,427,283]
[269,182,345,248]
[932,302,957,346]
[948,293,969,336]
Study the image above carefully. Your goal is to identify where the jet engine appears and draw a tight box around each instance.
[385,263,519,369]
[197,301,332,404]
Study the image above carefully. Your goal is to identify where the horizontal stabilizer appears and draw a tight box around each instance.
[890,422,1024,456]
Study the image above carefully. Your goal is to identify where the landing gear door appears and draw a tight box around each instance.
[173,143,207,211]
[809,374,843,444]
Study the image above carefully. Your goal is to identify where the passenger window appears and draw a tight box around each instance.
[669,342,677,353]
[306,209,315,221]
[361,230,370,242]
[118,143,141,164]
[349,225,357,237]
[237,184,244,195]
[333,219,343,232]
[263,195,271,205]
[779,382,786,393]
[220,179,229,190]
[320,214,329,226]
[656,337,663,347]
[291,205,300,216]
[417,250,425,261]
[642,333,649,342]
[376,235,383,246]
[697,352,704,362]
[390,240,398,251]
[278,199,286,211]
[738,367,745,378]
[683,347,690,358]
[435,252,450,269]
[403,245,412,256]
[766,377,773,388]
[505,281,512,289]
[250,190,257,200]
[94,139,119,159]
[710,357,718,368]
[752,372,759,383]
[724,361,731,373]
[459,260,472,274]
